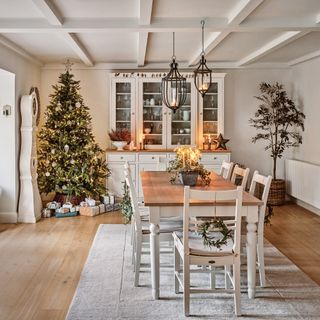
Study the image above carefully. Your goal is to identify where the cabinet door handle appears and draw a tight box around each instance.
[200,112,203,115]
[214,157,217,160]
[152,156,155,160]
[131,112,135,115]
[120,156,124,160]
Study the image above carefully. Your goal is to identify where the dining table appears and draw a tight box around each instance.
[140,171,263,300]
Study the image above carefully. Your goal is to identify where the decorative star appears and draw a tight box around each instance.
[213,133,229,150]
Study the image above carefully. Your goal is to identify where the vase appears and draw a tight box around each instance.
[183,110,190,121]
[180,171,199,186]
[112,141,127,150]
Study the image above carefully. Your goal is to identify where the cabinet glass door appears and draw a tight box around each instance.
[168,82,194,147]
[111,78,136,142]
[141,81,165,148]
[115,82,132,131]
[202,82,218,137]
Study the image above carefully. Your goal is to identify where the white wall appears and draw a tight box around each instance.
[291,57,320,165]
[40,67,294,180]
[0,44,40,222]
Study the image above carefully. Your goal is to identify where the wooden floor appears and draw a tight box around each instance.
[0,204,319,320]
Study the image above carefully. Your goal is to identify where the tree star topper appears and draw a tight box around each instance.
[213,133,229,150]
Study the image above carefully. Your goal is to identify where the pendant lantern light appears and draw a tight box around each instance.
[194,20,212,98]
[162,32,187,113]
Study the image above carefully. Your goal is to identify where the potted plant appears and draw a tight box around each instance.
[167,146,211,186]
[108,128,131,150]
[249,82,305,205]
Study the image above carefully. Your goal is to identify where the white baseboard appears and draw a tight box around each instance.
[0,211,18,223]
[292,198,320,216]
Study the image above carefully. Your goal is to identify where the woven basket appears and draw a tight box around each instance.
[54,193,84,205]
[256,179,286,206]
[268,179,286,206]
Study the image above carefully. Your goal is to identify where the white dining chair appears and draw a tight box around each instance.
[124,167,182,287]
[219,161,234,180]
[248,170,272,287]
[231,165,250,189]
[156,155,167,171]
[173,186,243,317]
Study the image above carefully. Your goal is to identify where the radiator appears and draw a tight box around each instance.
[286,159,320,209]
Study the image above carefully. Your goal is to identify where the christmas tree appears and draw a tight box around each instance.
[38,64,109,200]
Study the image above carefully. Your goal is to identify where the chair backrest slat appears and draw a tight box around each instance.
[249,170,272,234]
[219,161,234,180]
[231,165,250,189]
[183,186,243,255]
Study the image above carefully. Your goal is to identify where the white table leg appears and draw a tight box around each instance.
[246,206,258,299]
[149,207,160,300]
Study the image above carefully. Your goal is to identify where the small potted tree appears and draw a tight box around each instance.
[249,82,305,205]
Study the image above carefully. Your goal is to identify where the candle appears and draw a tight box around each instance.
[200,83,209,91]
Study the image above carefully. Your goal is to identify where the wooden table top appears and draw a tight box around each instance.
[141,171,263,207]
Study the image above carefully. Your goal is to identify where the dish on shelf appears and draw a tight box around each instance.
[144,128,151,134]
[184,128,191,134]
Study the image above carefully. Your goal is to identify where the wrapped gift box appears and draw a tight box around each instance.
[98,204,105,214]
[80,206,100,217]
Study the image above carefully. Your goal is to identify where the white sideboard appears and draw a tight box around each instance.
[106,150,231,197]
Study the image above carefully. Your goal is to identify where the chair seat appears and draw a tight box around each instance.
[173,231,234,257]
[142,220,183,235]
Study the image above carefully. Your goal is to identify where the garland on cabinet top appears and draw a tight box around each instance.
[113,72,195,78]
[37,68,110,198]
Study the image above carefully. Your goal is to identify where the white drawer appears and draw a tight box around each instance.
[107,153,136,162]
[138,153,167,163]
[200,153,229,164]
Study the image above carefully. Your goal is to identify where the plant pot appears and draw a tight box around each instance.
[256,179,286,206]
[179,171,199,186]
[112,141,127,150]
[268,179,286,206]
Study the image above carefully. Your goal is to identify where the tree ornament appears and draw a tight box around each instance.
[212,134,229,150]
[62,185,67,190]
[75,102,81,108]
[64,144,70,152]
[70,159,75,164]
[52,162,57,167]
[45,172,50,177]
[51,148,56,154]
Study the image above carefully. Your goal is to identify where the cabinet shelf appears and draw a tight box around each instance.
[203,108,218,110]
[143,92,161,95]
[116,93,131,95]
[116,120,130,123]
[172,133,191,136]
[172,120,191,122]
[116,107,131,110]
[143,120,162,122]
[144,133,162,135]
[143,105,162,108]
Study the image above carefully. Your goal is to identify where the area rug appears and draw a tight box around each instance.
[67,224,320,319]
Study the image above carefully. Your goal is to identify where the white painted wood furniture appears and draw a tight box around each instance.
[124,166,182,286]
[110,73,226,149]
[18,92,42,223]
[173,186,243,316]
[248,170,272,287]
[140,171,263,300]
[231,165,250,189]
[106,150,231,197]
[219,161,234,180]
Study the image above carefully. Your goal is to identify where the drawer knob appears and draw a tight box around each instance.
[214,157,217,160]
[120,156,124,160]
[152,156,155,159]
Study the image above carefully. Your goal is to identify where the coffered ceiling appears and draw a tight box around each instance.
[0,0,320,69]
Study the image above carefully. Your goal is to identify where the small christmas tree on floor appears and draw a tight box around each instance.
[38,62,109,202]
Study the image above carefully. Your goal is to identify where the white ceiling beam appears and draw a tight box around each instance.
[32,0,93,66]
[137,32,149,67]
[2,17,320,33]
[237,31,307,66]
[0,35,42,66]
[42,61,290,70]
[137,0,153,67]
[139,0,153,25]
[60,34,93,67]
[188,0,265,66]
[32,0,63,26]
[288,49,320,66]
